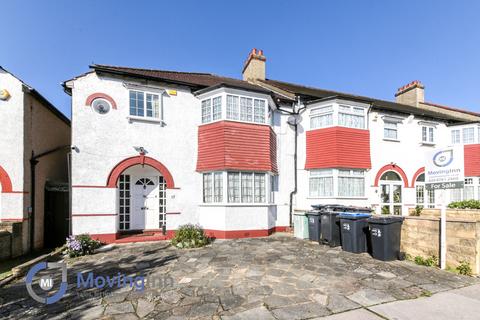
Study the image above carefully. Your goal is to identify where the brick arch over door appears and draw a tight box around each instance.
[106,155,175,189]
[411,167,425,187]
[0,165,13,193]
[373,164,409,188]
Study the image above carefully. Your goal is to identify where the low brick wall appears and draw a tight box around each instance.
[401,215,480,274]
[409,208,480,220]
[0,222,23,260]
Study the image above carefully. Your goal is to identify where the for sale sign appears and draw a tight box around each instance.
[425,146,464,190]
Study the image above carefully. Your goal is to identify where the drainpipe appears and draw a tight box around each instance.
[29,145,70,252]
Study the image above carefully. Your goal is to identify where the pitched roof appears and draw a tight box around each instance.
[262,79,475,122]
[90,64,270,94]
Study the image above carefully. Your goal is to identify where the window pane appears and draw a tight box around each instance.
[203,173,213,203]
[463,127,474,143]
[451,130,460,144]
[227,172,240,202]
[310,113,333,129]
[240,97,253,122]
[226,95,239,120]
[129,91,144,117]
[464,186,474,200]
[201,99,212,123]
[422,127,427,142]
[214,172,223,202]
[309,176,333,197]
[254,173,266,203]
[254,99,265,123]
[339,113,365,129]
[241,173,253,203]
[416,185,424,204]
[338,177,365,197]
[212,96,222,121]
[384,122,398,139]
[146,93,159,118]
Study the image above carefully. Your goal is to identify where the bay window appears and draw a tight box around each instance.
[309,168,366,198]
[203,172,271,204]
[201,99,212,123]
[450,177,480,201]
[310,106,334,129]
[212,96,222,120]
[129,90,160,118]
[338,105,365,129]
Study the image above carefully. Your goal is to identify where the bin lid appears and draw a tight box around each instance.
[306,211,321,216]
[338,213,371,219]
[293,211,307,216]
[367,215,405,224]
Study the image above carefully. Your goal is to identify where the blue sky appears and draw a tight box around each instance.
[1,0,479,118]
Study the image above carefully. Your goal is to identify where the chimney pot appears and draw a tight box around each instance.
[395,80,425,107]
[242,48,266,83]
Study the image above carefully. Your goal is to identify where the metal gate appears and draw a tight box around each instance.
[44,182,69,248]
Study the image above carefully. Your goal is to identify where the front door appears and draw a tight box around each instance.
[131,177,158,230]
[380,183,402,215]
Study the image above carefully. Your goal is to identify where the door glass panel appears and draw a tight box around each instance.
[393,185,402,203]
[381,185,390,203]
[381,205,390,215]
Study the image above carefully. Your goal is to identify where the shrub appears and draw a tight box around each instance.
[66,234,102,257]
[448,200,480,209]
[414,255,438,267]
[457,261,473,276]
[411,205,423,216]
[171,224,209,249]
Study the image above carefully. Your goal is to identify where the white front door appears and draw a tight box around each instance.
[380,183,403,215]
[131,177,158,230]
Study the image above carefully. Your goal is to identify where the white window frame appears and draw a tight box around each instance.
[309,168,366,199]
[451,129,461,144]
[203,172,223,203]
[450,177,480,201]
[310,105,334,129]
[129,90,161,120]
[338,104,366,129]
[308,103,368,130]
[421,125,435,144]
[384,121,399,141]
[463,127,475,144]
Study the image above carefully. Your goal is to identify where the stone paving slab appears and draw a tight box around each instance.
[316,308,384,320]
[0,234,477,319]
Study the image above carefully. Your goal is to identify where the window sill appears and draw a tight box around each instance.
[421,142,436,146]
[383,138,400,142]
[307,197,368,200]
[199,203,275,207]
[127,116,164,124]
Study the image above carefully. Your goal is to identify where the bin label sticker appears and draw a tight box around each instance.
[371,228,382,238]
[309,218,314,223]
[342,223,350,231]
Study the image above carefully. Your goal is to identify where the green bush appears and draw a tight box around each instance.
[414,255,438,267]
[448,200,480,209]
[66,234,102,257]
[411,205,423,216]
[456,261,473,276]
[171,224,209,249]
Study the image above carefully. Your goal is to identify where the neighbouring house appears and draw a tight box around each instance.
[0,66,71,256]
[63,49,480,243]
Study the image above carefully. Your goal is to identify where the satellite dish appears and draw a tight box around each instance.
[92,98,111,114]
[287,115,300,125]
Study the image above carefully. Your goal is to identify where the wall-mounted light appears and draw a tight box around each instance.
[133,146,146,154]
[0,89,11,101]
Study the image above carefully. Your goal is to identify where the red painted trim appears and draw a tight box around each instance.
[204,226,290,239]
[85,93,117,109]
[373,164,409,187]
[72,214,117,217]
[411,167,425,187]
[89,233,119,244]
[0,218,28,222]
[106,155,175,189]
[0,165,13,193]
[3,191,29,194]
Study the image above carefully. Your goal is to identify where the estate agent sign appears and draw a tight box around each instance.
[425,146,464,190]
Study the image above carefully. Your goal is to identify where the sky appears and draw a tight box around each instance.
[1,0,479,118]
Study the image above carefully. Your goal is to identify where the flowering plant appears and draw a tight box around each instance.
[66,234,102,257]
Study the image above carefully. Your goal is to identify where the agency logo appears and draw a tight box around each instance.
[433,149,453,167]
[26,262,68,304]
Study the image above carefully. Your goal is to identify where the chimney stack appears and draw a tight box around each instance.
[242,48,266,83]
[395,80,425,107]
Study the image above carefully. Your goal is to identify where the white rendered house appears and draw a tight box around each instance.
[64,49,480,243]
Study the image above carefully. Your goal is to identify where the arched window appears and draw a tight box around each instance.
[380,171,401,181]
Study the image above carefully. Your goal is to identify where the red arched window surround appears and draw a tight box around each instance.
[411,167,425,187]
[373,164,409,188]
[85,93,117,109]
[106,155,175,189]
[0,165,13,193]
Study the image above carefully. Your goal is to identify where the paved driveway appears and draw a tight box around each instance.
[0,234,477,319]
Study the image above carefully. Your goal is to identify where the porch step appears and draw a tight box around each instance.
[115,232,169,243]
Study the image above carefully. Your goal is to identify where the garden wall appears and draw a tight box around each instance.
[402,211,480,274]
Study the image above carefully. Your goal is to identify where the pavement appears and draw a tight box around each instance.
[0,233,478,319]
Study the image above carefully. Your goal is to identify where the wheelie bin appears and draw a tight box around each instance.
[367,216,405,261]
[318,205,346,247]
[293,212,309,239]
[306,211,321,241]
[338,212,371,253]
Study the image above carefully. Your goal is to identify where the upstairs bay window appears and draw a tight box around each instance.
[463,127,475,144]
[450,126,479,145]
[202,94,267,125]
[309,169,365,198]
[451,129,461,144]
[308,103,367,130]
[129,90,160,118]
